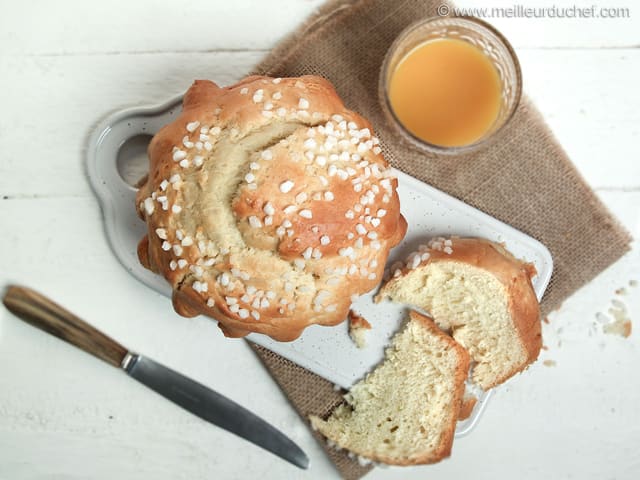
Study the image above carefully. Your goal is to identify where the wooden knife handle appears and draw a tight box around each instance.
[3,285,128,368]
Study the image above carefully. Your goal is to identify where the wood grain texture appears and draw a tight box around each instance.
[1,49,638,198]
[0,0,635,54]
[3,286,128,368]
[0,0,638,479]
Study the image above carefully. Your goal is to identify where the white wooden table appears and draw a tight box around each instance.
[1,1,638,478]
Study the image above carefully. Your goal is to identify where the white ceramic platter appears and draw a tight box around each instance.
[87,96,553,436]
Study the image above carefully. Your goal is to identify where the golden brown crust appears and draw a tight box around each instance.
[347,309,372,330]
[135,75,406,341]
[136,235,151,271]
[377,237,542,389]
[347,309,372,348]
[406,310,470,465]
[458,393,478,421]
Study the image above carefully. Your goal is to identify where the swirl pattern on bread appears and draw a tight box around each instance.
[136,76,407,341]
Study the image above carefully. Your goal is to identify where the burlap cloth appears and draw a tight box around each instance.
[245,1,632,478]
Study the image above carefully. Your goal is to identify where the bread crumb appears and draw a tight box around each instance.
[348,310,372,348]
[543,317,550,324]
[604,319,632,338]
[603,298,632,338]
[629,279,638,288]
[458,393,478,420]
[615,287,627,296]
[543,360,556,367]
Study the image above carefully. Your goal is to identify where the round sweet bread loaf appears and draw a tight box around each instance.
[135,76,407,341]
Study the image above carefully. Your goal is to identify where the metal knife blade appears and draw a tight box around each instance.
[2,286,309,470]
[122,353,309,469]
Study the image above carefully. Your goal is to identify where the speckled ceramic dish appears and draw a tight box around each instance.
[87,96,553,436]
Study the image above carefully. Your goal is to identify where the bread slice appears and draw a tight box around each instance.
[376,237,541,390]
[310,310,469,465]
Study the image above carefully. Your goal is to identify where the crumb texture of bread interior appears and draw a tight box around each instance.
[310,311,469,465]
[349,325,368,349]
[380,261,528,390]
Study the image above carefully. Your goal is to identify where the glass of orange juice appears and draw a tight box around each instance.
[380,16,522,154]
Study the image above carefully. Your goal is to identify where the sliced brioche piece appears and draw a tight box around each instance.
[310,310,469,465]
[376,237,541,390]
[348,309,372,349]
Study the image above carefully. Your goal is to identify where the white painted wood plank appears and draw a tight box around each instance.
[520,49,640,190]
[0,197,336,479]
[0,0,325,55]
[0,49,638,198]
[0,51,264,198]
[1,0,637,55]
[0,430,337,480]
[595,191,640,238]
[454,0,638,48]
[1,0,639,477]
[0,193,637,479]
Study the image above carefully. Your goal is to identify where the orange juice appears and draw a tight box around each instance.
[388,38,502,147]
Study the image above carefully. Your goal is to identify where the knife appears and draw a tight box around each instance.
[2,285,309,470]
